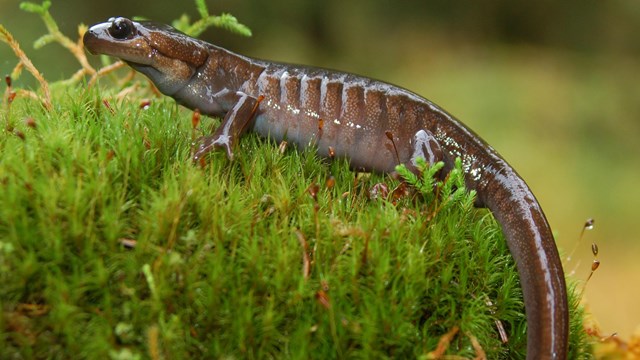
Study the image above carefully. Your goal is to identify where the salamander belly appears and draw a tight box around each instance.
[252,106,407,173]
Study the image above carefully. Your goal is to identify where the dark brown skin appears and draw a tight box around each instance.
[84,17,569,359]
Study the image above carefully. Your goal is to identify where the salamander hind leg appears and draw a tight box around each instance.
[193,92,263,162]
[408,129,443,172]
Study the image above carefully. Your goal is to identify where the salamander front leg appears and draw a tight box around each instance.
[193,92,263,162]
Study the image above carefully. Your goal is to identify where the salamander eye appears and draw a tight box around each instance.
[108,17,135,39]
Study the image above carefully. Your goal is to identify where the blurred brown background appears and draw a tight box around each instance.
[2,0,639,339]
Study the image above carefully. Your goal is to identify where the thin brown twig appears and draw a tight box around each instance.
[87,61,127,88]
[0,25,51,110]
[71,25,96,75]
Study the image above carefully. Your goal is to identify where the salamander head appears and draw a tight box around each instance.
[84,17,209,95]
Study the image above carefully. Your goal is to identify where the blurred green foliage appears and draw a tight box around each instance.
[220,0,640,55]
[2,0,640,73]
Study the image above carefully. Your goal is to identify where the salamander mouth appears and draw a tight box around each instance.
[124,61,153,72]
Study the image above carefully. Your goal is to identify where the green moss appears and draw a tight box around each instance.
[0,85,592,358]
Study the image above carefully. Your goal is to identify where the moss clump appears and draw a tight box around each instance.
[0,85,591,359]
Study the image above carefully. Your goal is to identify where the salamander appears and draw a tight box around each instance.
[83,17,569,359]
